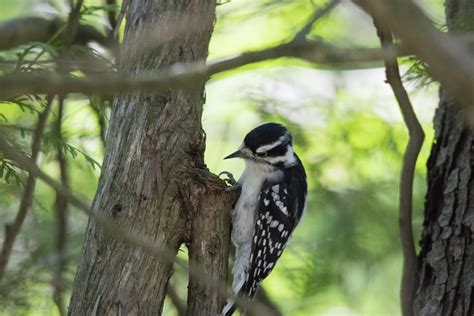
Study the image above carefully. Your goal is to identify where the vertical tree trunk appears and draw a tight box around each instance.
[415,1,473,315]
[68,1,235,315]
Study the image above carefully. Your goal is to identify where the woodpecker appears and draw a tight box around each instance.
[222,122,307,315]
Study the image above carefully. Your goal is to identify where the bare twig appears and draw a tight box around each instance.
[374,19,424,316]
[355,0,474,113]
[0,41,408,98]
[167,284,186,316]
[0,96,53,281]
[293,0,341,41]
[51,98,68,316]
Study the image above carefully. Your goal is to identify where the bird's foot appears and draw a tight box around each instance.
[218,171,241,191]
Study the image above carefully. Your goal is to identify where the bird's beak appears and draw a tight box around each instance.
[224,149,244,160]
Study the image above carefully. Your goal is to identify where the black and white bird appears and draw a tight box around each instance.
[221,122,307,315]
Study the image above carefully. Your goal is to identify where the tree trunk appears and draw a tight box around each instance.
[414,1,474,315]
[68,1,235,315]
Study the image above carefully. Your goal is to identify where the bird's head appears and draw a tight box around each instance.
[224,122,297,168]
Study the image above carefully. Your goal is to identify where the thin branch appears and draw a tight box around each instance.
[250,288,283,316]
[52,0,85,306]
[51,98,68,316]
[113,0,130,40]
[0,17,108,50]
[63,0,85,48]
[167,284,186,316]
[374,18,424,316]
[0,96,53,281]
[293,0,341,41]
[0,41,409,98]
[355,0,474,114]
[104,0,119,61]
[105,0,117,35]
[88,98,108,148]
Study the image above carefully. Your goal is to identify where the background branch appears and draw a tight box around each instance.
[0,41,408,98]
[88,98,108,147]
[250,288,283,316]
[113,0,129,40]
[51,98,68,316]
[1,1,473,116]
[294,0,341,41]
[0,96,53,281]
[63,0,85,49]
[374,18,424,316]
[0,17,108,50]
[355,0,474,113]
[105,0,117,35]
[167,284,186,316]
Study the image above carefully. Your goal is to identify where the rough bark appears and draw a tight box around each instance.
[68,1,235,315]
[414,1,474,315]
[186,172,232,315]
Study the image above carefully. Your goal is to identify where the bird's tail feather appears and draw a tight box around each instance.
[221,243,252,315]
[221,299,238,316]
[221,277,244,316]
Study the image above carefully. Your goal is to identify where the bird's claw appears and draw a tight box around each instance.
[218,171,240,191]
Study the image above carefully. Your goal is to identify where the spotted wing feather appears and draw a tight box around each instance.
[242,182,294,296]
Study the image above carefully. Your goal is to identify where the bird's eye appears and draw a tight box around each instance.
[256,151,268,157]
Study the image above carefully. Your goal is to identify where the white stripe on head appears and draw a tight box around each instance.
[265,144,297,167]
[255,133,289,153]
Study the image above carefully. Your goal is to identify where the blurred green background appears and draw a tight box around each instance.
[0,0,444,315]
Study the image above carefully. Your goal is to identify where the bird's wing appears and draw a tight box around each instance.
[242,181,295,297]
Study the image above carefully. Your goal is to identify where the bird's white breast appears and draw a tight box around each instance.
[232,160,282,245]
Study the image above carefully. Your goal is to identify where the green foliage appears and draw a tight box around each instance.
[81,4,120,18]
[0,157,23,186]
